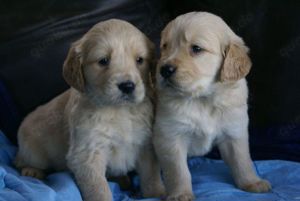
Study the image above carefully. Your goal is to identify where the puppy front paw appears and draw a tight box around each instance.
[166,193,195,201]
[21,167,45,179]
[241,179,271,193]
[143,183,166,198]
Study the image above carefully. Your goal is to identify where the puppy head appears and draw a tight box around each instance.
[63,19,155,105]
[157,12,251,97]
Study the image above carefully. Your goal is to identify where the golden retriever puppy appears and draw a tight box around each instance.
[153,12,271,201]
[15,19,165,201]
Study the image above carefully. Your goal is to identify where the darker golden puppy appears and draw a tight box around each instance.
[15,19,165,201]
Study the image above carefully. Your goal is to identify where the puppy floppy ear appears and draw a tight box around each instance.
[63,41,85,92]
[220,42,252,82]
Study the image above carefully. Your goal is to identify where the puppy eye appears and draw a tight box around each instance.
[191,45,202,54]
[162,43,167,49]
[136,57,144,65]
[98,57,110,66]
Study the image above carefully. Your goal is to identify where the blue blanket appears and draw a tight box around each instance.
[0,130,300,201]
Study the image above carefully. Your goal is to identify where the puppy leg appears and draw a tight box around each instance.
[67,150,112,201]
[218,137,271,193]
[136,144,165,198]
[154,136,194,201]
[14,146,48,180]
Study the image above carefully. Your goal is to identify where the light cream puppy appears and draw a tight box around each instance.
[15,19,165,201]
[153,12,271,201]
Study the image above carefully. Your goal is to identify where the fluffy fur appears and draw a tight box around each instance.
[15,19,165,201]
[153,12,271,201]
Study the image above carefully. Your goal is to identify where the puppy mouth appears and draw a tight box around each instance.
[120,94,135,102]
[161,79,185,93]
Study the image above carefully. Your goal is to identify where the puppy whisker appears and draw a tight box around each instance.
[162,80,186,95]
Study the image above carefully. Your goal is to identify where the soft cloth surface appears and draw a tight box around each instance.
[0,130,300,201]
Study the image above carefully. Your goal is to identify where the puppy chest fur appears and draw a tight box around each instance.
[156,98,219,156]
[155,82,248,157]
[68,93,153,176]
[105,104,152,176]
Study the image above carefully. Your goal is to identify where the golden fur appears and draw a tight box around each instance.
[15,19,165,201]
[153,12,271,201]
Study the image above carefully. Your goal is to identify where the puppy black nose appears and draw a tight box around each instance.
[118,81,135,94]
[160,64,176,79]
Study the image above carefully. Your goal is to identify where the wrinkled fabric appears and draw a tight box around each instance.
[0,130,300,201]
